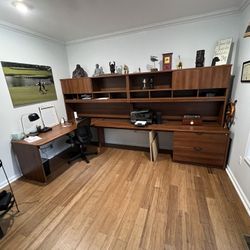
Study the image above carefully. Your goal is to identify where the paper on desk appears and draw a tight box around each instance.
[24,136,42,143]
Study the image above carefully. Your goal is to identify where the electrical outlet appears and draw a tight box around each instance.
[239,155,243,165]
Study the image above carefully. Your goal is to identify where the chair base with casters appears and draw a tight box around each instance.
[68,145,97,164]
[67,117,97,164]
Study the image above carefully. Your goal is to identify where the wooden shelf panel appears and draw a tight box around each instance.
[128,69,173,76]
[130,87,171,92]
[91,73,125,79]
[79,114,130,119]
[65,99,128,104]
[130,96,225,103]
[92,89,127,93]
[149,87,171,91]
[65,96,225,104]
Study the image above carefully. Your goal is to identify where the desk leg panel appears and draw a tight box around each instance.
[97,127,105,147]
[12,143,46,183]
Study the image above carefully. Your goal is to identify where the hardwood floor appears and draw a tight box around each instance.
[0,148,249,249]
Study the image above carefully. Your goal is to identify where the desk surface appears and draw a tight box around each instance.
[91,118,229,134]
[12,118,229,147]
[12,123,77,147]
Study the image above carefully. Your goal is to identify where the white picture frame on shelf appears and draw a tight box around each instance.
[213,38,232,65]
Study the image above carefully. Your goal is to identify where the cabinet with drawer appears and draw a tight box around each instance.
[173,132,229,168]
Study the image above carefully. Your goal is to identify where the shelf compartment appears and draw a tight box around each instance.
[129,71,172,90]
[92,89,127,93]
[92,75,126,92]
[173,90,198,98]
[93,93,110,99]
[133,101,222,122]
[71,103,131,119]
[130,91,149,99]
[198,88,226,97]
[64,94,78,100]
[150,90,172,98]
[110,92,127,99]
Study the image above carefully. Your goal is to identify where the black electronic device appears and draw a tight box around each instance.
[156,112,162,124]
[130,110,153,124]
[37,126,52,133]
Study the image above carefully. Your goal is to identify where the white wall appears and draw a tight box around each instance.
[66,13,240,149]
[0,27,69,186]
[227,4,250,215]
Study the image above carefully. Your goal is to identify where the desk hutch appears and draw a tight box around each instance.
[61,65,232,169]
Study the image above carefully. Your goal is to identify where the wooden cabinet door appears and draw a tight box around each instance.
[173,131,229,168]
[172,69,199,90]
[199,65,231,89]
[61,78,92,94]
[61,79,71,94]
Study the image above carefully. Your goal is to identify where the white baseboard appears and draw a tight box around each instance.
[226,166,250,216]
[0,173,22,189]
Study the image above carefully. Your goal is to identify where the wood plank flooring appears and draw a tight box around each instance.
[0,147,249,249]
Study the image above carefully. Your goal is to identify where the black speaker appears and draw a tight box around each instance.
[196,50,205,67]
[156,112,162,124]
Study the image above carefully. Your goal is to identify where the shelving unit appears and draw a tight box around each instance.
[61,64,232,168]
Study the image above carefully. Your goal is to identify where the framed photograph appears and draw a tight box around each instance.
[1,61,57,107]
[241,60,250,82]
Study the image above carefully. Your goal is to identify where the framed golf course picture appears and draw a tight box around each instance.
[1,61,57,107]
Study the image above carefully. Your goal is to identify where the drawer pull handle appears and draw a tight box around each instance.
[194,146,202,152]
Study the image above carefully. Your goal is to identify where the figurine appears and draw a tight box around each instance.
[109,61,116,73]
[116,66,123,74]
[150,56,158,72]
[93,64,104,76]
[72,64,88,78]
[224,100,237,128]
[176,55,183,69]
[142,78,147,89]
[149,78,154,89]
[211,56,220,66]
[138,67,141,73]
[195,50,205,67]
[124,65,129,74]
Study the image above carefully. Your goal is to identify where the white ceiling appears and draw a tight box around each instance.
[0,0,245,42]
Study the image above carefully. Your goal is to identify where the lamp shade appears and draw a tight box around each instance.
[28,113,39,122]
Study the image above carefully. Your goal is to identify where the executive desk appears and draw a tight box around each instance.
[91,118,230,169]
[12,118,230,183]
[12,123,77,183]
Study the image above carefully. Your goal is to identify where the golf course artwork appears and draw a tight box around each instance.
[1,61,57,107]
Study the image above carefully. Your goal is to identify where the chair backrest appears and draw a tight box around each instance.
[75,117,92,145]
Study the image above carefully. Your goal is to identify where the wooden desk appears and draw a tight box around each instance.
[61,65,232,169]
[12,123,77,183]
[91,118,230,168]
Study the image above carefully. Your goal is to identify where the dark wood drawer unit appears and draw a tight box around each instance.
[173,132,229,168]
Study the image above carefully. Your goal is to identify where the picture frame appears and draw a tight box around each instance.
[241,60,250,82]
[1,61,57,107]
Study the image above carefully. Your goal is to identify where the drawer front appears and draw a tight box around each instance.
[173,132,229,167]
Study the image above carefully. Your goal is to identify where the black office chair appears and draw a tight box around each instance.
[0,160,19,238]
[68,117,97,164]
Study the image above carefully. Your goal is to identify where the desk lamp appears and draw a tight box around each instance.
[21,113,40,136]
